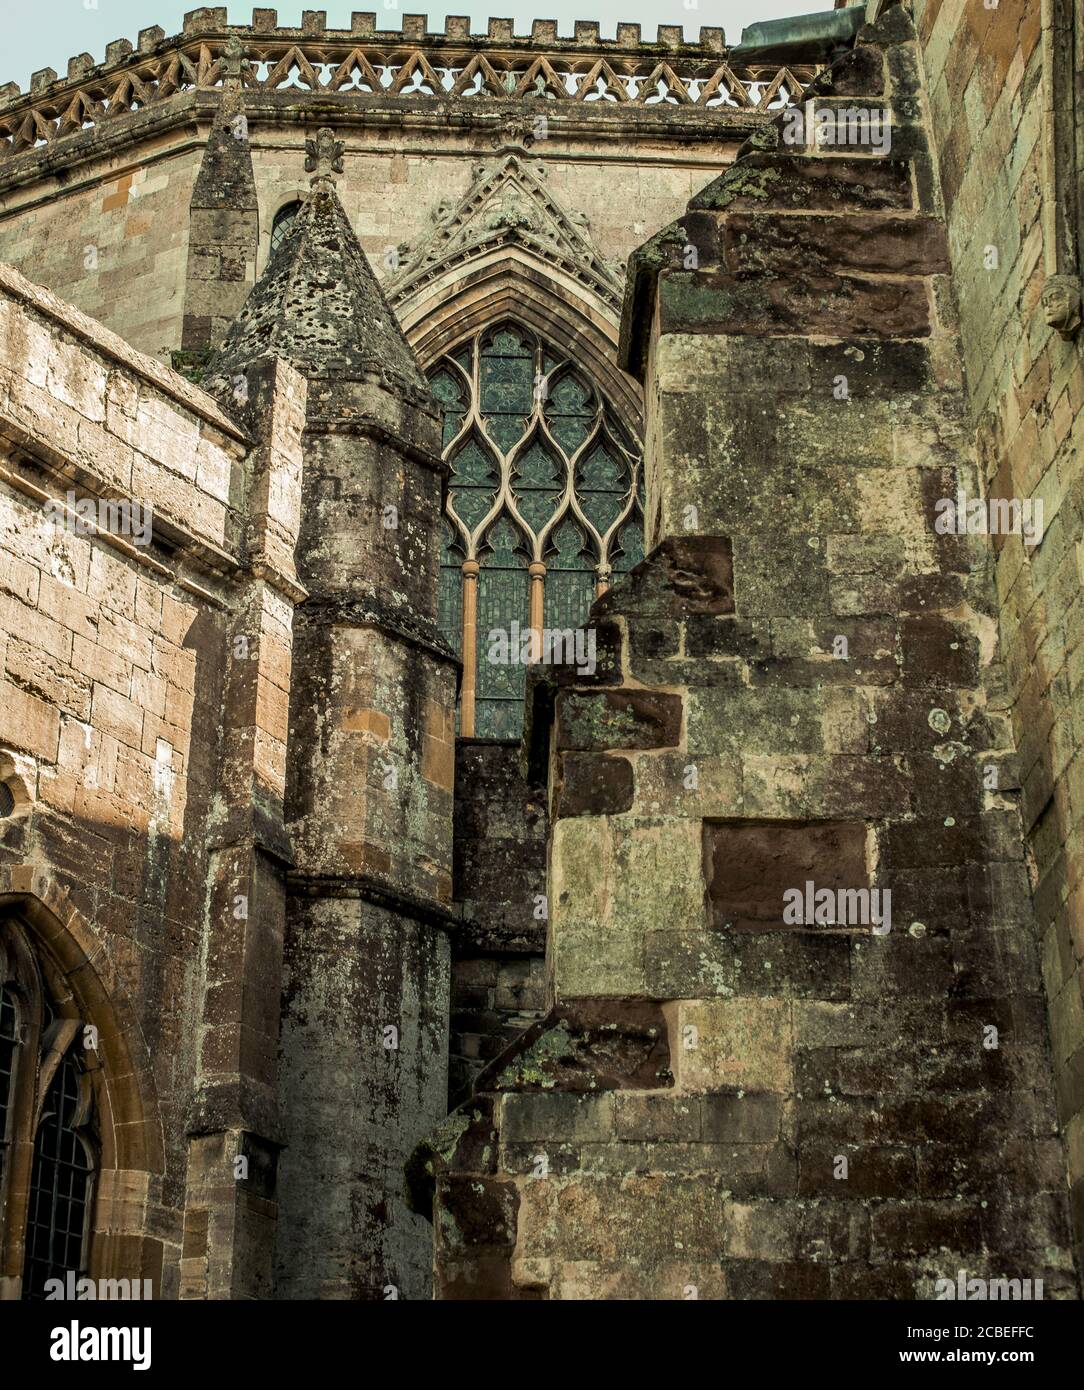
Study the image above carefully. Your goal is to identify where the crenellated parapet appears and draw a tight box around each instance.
[0,11,821,159]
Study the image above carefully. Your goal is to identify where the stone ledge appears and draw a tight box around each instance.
[0,262,250,446]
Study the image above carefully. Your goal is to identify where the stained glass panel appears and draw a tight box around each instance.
[448,436,498,532]
[427,323,643,739]
[613,513,645,575]
[544,372,594,455]
[545,518,595,633]
[480,329,534,451]
[430,369,467,449]
[512,439,561,533]
[439,521,463,657]
[0,986,16,1187]
[577,444,629,537]
[476,517,528,738]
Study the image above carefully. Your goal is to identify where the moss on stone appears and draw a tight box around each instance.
[497,1018,575,1089]
[416,1106,472,1172]
[694,164,782,210]
[169,348,211,384]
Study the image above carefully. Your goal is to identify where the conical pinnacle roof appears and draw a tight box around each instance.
[205,174,427,396]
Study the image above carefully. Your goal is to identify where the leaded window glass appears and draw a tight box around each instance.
[431,322,643,739]
[270,200,302,255]
[438,521,464,658]
[23,1049,92,1300]
[476,518,529,738]
[546,518,596,638]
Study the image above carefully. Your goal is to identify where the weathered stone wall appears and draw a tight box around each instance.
[275,896,450,1300]
[0,135,721,363]
[913,0,1084,1271]
[0,132,688,363]
[450,739,547,1107]
[197,148,459,1298]
[422,6,1080,1300]
[0,261,303,1298]
[0,153,199,361]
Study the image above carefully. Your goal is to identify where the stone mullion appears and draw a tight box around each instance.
[0,989,41,1300]
[460,559,480,736]
[528,561,546,662]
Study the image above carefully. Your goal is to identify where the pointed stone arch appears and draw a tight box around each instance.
[450,53,508,98]
[326,48,383,94]
[395,251,643,440]
[633,62,694,105]
[388,51,444,96]
[513,55,569,100]
[574,58,630,102]
[263,45,321,92]
[404,251,644,738]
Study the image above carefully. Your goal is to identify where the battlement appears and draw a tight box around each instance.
[0,11,821,159]
[179,10,726,47]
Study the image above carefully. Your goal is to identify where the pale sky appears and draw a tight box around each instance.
[6,1,827,92]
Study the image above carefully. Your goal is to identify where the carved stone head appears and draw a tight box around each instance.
[1041,274,1082,338]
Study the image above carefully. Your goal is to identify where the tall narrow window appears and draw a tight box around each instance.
[0,920,97,1300]
[476,517,529,738]
[23,1050,93,1301]
[433,322,642,738]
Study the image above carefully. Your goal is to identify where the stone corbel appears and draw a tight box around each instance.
[1042,274,1083,339]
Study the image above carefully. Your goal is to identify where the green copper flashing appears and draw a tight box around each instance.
[731,4,865,62]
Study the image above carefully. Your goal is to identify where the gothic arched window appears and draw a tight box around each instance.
[0,920,97,1300]
[432,322,643,738]
[270,200,303,255]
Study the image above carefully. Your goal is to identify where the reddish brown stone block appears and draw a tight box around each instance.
[722,213,950,278]
[658,268,931,340]
[691,154,916,214]
[703,819,870,933]
[595,537,735,620]
[553,753,634,818]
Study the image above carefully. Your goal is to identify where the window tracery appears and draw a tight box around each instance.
[432,321,643,738]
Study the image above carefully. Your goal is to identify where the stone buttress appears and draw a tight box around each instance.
[414,7,1079,1299]
[205,128,457,1299]
[180,36,259,358]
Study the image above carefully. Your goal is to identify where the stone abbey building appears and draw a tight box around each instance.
[0,0,1082,1300]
